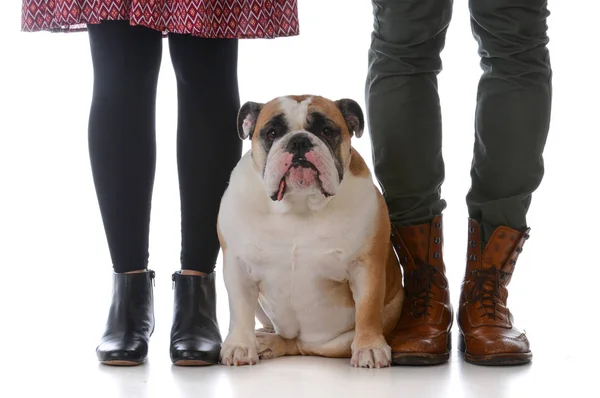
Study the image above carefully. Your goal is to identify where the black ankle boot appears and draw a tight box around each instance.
[170,271,222,366]
[96,270,155,365]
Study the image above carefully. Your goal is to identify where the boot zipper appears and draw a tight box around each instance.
[149,270,156,287]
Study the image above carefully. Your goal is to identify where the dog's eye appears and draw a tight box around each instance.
[321,127,333,137]
[267,129,277,141]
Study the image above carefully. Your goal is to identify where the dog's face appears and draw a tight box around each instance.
[237,95,364,201]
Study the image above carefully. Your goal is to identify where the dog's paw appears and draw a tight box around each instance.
[350,340,392,369]
[220,337,259,366]
[256,331,291,360]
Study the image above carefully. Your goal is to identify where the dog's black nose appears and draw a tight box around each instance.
[287,134,313,156]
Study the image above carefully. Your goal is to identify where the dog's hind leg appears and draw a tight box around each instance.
[296,331,354,359]
[256,332,300,359]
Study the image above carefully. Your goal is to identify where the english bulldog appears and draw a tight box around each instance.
[217,95,404,368]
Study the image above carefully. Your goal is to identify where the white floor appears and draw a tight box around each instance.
[1,238,596,398]
[1,1,599,397]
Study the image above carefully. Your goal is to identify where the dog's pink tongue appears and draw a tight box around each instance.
[276,179,286,201]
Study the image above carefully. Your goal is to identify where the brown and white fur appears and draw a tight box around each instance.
[217,95,404,368]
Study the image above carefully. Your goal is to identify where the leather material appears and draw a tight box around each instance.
[96,270,155,365]
[170,271,222,365]
[458,219,532,365]
[388,215,453,365]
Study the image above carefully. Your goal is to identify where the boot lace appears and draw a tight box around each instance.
[467,266,511,320]
[407,259,447,318]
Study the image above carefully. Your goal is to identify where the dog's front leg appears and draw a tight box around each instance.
[220,256,259,366]
[349,261,391,368]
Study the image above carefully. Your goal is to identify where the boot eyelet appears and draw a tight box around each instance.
[435,222,441,229]
[470,240,476,247]
[434,237,441,244]
[469,254,477,261]
[433,252,440,259]
[469,227,476,233]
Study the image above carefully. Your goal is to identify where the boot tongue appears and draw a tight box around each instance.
[481,228,520,270]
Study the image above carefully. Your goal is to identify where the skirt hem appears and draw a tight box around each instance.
[21,17,300,39]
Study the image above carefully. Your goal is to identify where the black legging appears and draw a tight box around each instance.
[87,21,242,273]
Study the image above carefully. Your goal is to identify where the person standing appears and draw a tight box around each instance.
[366,0,551,365]
[21,0,299,366]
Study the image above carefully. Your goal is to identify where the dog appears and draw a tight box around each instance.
[217,95,404,368]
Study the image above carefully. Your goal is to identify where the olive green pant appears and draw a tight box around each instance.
[366,0,552,242]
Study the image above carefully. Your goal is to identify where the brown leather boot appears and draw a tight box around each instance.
[458,219,532,366]
[388,215,453,365]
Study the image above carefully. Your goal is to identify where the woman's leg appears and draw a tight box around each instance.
[88,20,162,366]
[88,21,162,274]
[167,33,241,366]
[169,34,242,274]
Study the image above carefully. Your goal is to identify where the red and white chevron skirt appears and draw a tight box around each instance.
[21,0,299,39]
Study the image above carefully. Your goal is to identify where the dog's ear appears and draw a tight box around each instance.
[335,99,365,138]
[237,101,264,140]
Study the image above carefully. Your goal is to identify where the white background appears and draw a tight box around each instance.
[0,1,598,397]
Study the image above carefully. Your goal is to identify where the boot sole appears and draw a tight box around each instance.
[459,334,532,366]
[392,333,451,366]
[101,360,145,366]
[173,360,214,366]
[392,352,450,366]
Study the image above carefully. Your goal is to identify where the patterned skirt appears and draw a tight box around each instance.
[21,0,300,39]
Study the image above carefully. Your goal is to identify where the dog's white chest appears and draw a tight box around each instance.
[241,213,360,341]
[243,213,351,276]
